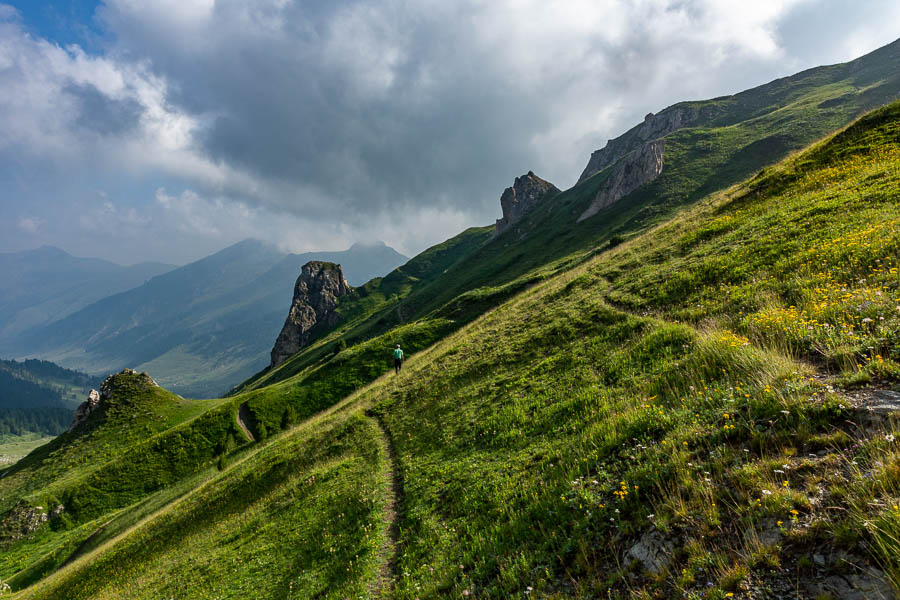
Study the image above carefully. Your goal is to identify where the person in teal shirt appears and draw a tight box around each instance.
[393,344,404,374]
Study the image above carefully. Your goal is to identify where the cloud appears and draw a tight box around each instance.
[1,1,898,264]
[16,216,42,233]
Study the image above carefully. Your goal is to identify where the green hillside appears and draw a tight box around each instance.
[233,38,900,404]
[2,95,899,598]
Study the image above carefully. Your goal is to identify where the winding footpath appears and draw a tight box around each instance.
[367,412,403,598]
[236,401,256,442]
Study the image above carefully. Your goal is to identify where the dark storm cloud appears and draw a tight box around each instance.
[99,0,551,221]
[2,0,900,264]
[67,82,143,136]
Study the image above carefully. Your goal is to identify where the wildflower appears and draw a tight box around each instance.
[886,434,895,442]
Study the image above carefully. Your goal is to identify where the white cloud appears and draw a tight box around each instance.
[16,216,42,233]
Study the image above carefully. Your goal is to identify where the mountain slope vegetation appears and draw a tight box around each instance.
[2,42,900,599]
[234,37,900,403]
[3,96,900,599]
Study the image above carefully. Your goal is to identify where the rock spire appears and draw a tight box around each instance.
[270,261,352,367]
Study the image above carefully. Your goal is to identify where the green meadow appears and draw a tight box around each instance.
[1,49,900,598]
[1,98,898,599]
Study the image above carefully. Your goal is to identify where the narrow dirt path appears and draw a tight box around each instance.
[236,402,256,442]
[62,520,113,567]
[366,412,403,599]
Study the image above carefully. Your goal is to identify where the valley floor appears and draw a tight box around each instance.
[0,435,54,467]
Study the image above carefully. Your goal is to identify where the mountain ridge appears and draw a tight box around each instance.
[5,96,900,599]
[2,39,900,598]
[4,240,408,397]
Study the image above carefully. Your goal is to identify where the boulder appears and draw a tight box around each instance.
[807,568,894,600]
[628,528,674,574]
[0,503,51,541]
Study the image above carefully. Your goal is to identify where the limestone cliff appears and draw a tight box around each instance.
[572,104,718,223]
[577,140,665,223]
[493,171,561,238]
[270,261,352,367]
[577,104,719,184]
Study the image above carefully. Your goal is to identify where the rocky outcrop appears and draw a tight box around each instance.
[493,171,561,238]
[270,262,352,367]
[628,528,674,574]
[0,502,64,541]
[69,388,101,431]
[577,139,665,223]
[68,369,158,432]
[572,104,721,224]
[578,104,717,184]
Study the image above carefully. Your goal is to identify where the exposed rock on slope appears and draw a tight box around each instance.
[0,502,64,541]
[577,139,665,223]
[69,389,101,431]
[270,262,352,367]
[493,171,561,238]
[578,105,715,184]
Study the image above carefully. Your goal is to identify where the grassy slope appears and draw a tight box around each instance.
[0,372,237,586]
[16,394,393,600]
[8,100,900,599]
[377,38,900,322]
[2,41,898,594]
[237,38,900,405]
[358,101,900,599]
[227,48,900,463]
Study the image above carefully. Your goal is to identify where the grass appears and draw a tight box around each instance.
[344,102,900,598]
[17,400,392,600]
[1,59,900,597]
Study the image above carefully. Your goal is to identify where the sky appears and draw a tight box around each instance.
[0,1,898,265]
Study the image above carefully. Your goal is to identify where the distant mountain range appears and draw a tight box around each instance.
[0,240,407,397]
[0,246,174,339]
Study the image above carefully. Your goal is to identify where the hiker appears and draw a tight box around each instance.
[393,344,404,374]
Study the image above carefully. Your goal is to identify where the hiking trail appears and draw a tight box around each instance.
[366,412,403,598]
[236,402,256,442]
